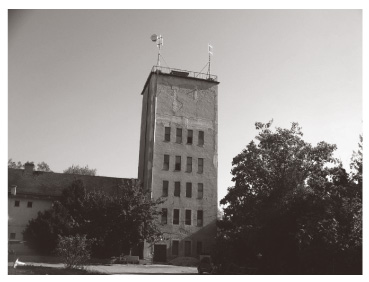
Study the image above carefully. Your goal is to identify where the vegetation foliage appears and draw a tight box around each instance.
[63,165,97,176]
[56,234,94,269]
[23,180,163,258]
[217,121,362,274]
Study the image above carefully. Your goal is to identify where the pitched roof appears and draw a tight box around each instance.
[8,168,137,198]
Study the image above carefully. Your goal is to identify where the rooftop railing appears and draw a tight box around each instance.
[151,66,218,82]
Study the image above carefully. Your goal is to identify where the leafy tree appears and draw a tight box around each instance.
[37,161,52,172]
[63,165,97,176]
[56,234,95,269]
[8,159,23,169]
[23,201,73,254]
[218,121,362,274]
[23,180,163,258]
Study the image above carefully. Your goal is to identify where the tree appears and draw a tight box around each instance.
[56,234,94,269]
[23,179,163,258]
[63,165,97,176]
[37,161,52,172]
[8,159,23,169]
[218,121,362,274]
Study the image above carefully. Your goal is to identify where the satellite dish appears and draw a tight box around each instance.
[151,34,158,42]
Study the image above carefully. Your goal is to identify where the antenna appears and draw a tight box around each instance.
[151,34,164,67]
[207,43,213,79]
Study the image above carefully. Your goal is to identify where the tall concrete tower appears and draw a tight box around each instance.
[138,66,219,262]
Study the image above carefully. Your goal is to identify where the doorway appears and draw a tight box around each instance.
[153,244,167,263]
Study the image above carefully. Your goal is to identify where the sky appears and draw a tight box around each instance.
[8,9,362,204]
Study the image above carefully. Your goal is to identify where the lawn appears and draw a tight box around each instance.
[9,265,105,275]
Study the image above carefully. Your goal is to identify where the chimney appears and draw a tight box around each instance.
[10,185,17,196]
[24,162,35,175]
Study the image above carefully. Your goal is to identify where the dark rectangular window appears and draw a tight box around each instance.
[185,241,192,256]
[185,210,191,225]
[198,131,204,146]
[164,127,171,142]
[197,241,203,255]
[175,156,181,171]
[174,182,181,197]
[198,183,204,199]
[173,209,179,225]
[27,201,33,208]
[10,233,16,240]
[14,200,20,207]
[186,183,192,198]
[162,181,168,197]
[187,130,193,144]
[186,157,192,172]
[172,240,179,256]
[161,208,168,224]
[197,210,203,227]
[198,158,204,174]
[176,128,182,143]
[163,155,169,170]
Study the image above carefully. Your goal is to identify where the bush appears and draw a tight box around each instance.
[56,234,94,269]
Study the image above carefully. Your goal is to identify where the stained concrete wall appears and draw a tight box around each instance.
[138,72,219,261]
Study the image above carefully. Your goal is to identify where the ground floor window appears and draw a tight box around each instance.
[197,241,203,255]
[185,241,192,256]
[10,233,16,239]
[172,240,179,256]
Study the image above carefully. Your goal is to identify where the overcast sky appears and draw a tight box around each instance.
[8,9,362,203]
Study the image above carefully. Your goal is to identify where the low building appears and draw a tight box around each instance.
[8,162,135,254]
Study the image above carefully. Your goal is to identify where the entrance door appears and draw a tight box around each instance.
[153,244,167,263]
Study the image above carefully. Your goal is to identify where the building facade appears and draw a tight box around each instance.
[138,66,219,262]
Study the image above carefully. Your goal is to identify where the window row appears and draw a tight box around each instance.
[13,200,33,208]
[162,181,203,199]
[164,127,204,146]
[171,240,203,256]
[163,155,204,173]
[161,209,203,227]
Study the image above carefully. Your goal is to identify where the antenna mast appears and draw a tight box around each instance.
[151,34,164,67]
[207,43,213,78]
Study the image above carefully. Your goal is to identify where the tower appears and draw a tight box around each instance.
[138,65,219,262]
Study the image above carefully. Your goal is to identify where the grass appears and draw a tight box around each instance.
[8,265,105,275]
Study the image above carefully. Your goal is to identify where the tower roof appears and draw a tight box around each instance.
[141,66,219,95]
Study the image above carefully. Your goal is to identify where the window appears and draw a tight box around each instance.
[172,240,179,256]
[187,130,193,144]
[173,209,179,225]
[14,200,20,207]
[176,128,182,143]
[186,157,192,172]
[175,156,181,171]
[164,127,171,142]
[186,183,192,198]
[198,131,204,146]
[185,210,192,225]
[197,241,203,255]
[161,208,168,224]
[162,181,169,197]
[174,182,181,197]
[197,210,203,227]
[163,155,169,170]
[10,233,16,240]
[198,183,204,199]
[185,241,192,256]
[198,158,204,174]
[27,201,33,208]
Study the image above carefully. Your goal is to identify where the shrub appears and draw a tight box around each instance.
[56,234,94,269]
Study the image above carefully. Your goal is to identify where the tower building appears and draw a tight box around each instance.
[138,66,219,262]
